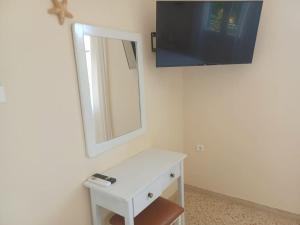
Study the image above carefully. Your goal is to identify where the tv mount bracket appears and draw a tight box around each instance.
[151,32,156,52]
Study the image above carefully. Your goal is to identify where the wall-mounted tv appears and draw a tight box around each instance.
[156,1,263,67]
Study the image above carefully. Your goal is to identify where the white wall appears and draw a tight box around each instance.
[183,0,300,215]
[0,1,184,225]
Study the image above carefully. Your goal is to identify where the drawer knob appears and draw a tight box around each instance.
[170,173,175,178]
[148,193,154,198]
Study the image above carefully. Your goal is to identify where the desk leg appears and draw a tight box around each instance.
[124,202,134,225]
[90,190,103,225]
[178,161,185,225]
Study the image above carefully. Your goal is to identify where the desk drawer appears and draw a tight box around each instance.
[133,179,162,216]
[160,163,180,190]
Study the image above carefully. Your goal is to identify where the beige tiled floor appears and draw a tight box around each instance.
[185,188,300,225]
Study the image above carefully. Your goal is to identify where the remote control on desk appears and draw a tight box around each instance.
[88,173,117,187]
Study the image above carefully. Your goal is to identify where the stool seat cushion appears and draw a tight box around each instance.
[109,197,184,225]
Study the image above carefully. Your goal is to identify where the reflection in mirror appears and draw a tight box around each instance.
[83,35,141,143]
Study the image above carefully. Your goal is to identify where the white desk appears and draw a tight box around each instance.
[84,149,187,225]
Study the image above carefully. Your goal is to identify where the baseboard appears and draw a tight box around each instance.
[185,184,300,221]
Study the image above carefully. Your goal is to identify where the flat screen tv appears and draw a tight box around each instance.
[156,1,263,67]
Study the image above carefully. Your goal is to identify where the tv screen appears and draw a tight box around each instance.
[156,1,263,67]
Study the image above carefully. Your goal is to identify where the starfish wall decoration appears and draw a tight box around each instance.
[48,0,73,25]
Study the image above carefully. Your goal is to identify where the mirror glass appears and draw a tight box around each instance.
[83,35,141,143]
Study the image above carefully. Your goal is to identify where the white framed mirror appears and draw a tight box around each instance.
[72,23,146,158]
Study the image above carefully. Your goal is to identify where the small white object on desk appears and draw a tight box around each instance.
[0,86,6,103]
[84,148,187,225]
[87,177,112,187]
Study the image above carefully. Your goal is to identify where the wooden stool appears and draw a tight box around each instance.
[110,197,184,225]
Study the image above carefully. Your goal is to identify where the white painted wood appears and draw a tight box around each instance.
[178,161,185,225]
[92,187,129,216]
[124,202,134,225]
[72,23,146,158]
[84,149,186,200]
[133,177,162,216]
[84,149,187,225]
[90,190,103,225]
[160,164,181,191]
[0,86,6,103]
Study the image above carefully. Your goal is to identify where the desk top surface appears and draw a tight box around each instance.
[84,149,186,200]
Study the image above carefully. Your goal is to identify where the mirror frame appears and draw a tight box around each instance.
[72,23,146,158]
